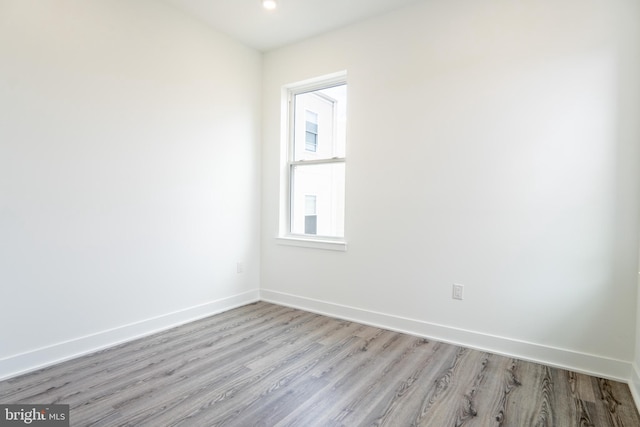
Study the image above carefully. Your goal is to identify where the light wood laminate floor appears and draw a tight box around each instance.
[1,302,639,426]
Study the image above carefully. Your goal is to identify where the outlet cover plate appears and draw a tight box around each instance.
[452,284,464,300]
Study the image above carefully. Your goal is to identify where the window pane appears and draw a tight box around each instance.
[305,195,317,215]
[305,130,317,152]
[291,163,345,237]
[304,215,317,235]
[294,84,346,161]
[305,110,318,126]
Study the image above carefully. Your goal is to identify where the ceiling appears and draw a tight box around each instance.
[164,0,422,52]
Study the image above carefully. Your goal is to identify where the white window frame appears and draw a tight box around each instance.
[277,71,347,251]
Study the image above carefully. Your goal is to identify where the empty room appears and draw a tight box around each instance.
[1,0,640,425]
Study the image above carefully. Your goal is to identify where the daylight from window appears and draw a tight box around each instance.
[289,83,347,238]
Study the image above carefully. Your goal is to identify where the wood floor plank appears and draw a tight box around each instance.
[1,301,639,427]
[396,346,483,426]
[323,336,438,425]
[195,333,376,426]
[459,353,514,427]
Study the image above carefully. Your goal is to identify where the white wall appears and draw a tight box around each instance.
[262,0,640,378]
[0,0,261,377]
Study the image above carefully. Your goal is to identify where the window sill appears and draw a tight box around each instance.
[277,236,347,252]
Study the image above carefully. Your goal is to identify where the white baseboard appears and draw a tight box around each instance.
[260,289,632,382]
[0,289,260,381]
[631,363,640,411]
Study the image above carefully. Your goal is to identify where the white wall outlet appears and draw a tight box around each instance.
[452,284,464,300]
[236,262,244,274]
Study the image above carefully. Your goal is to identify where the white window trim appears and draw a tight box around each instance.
[276,236,347,251]
[278,71,347,251]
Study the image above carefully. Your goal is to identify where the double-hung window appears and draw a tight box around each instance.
[280,73,347,250]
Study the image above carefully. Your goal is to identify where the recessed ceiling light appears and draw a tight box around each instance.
[262,0,277,10]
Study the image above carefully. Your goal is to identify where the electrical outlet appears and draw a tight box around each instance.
[236,262,244,274]
[452,284,464,300]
